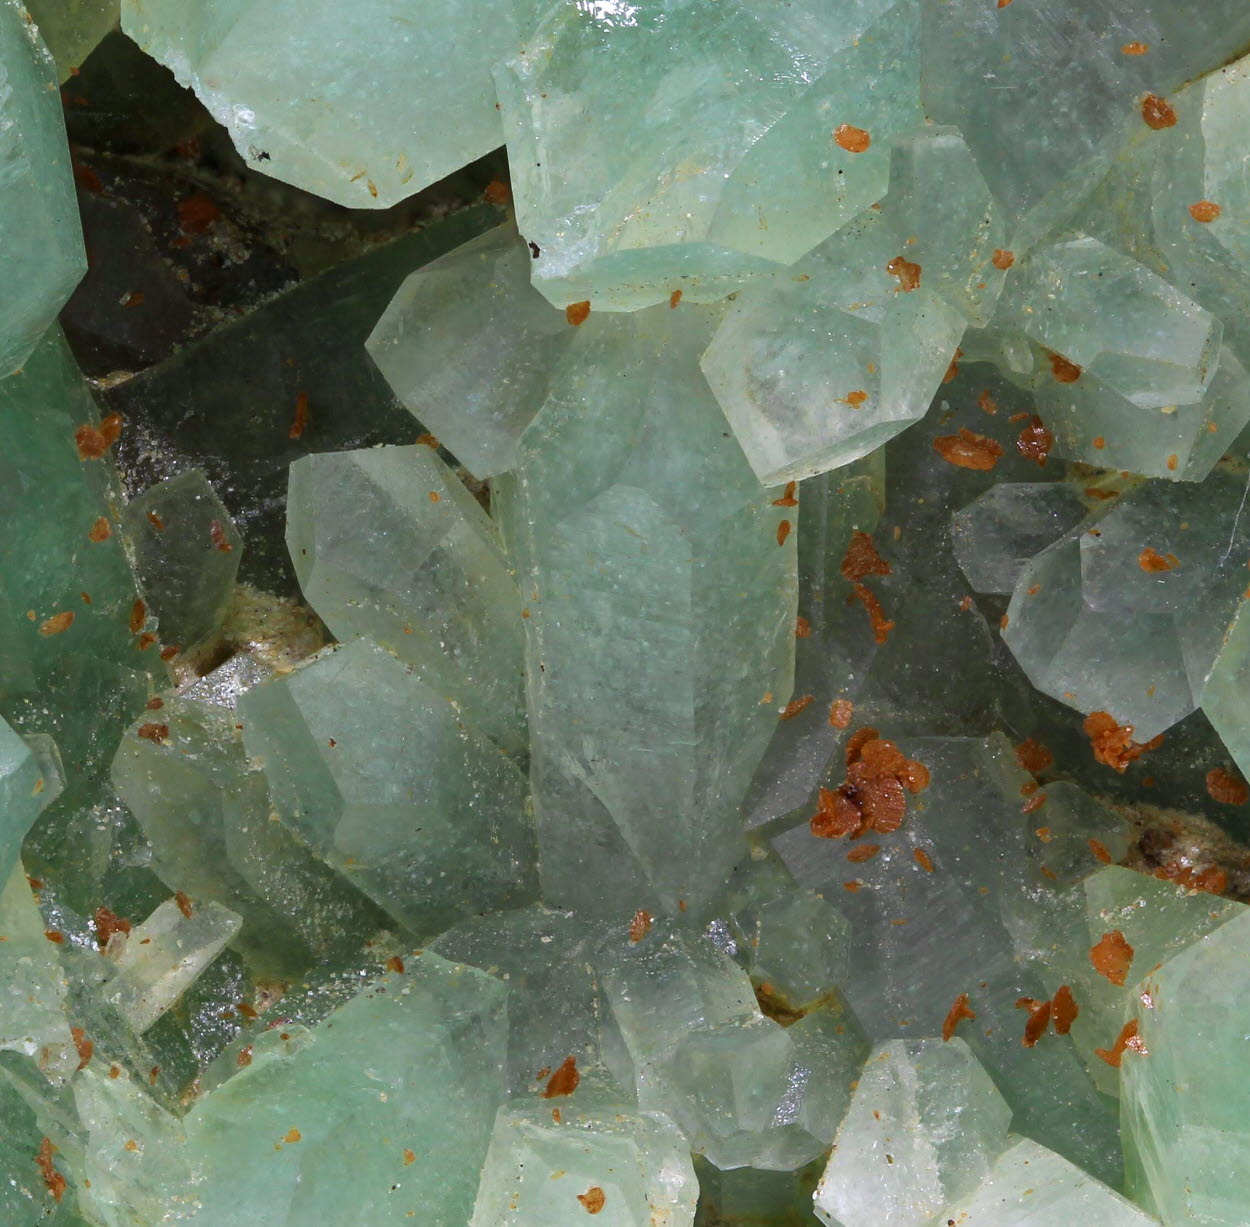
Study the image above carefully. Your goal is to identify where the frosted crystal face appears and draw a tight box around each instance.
[25,0,116,78]
[1122,909,1250,1226]
[495,0,921,311]
[700,209,966,484]
[0,2,86,376]
[1002,469,1250,740]
[120,0,519,208]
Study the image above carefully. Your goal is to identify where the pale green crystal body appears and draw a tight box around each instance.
[1122,908,1250,1226]
[470,1084,697,1227]
[501,304,796,916]
[1203,601,1250,782]
[26,0,116,77]
[238,637,538,935]
[120,0,518,208]
[366,225,570,478]
[495,0,920,310]
[102,897,241,1034]
[0,3,86,376]
[813,1038,1011,1227]
[122,470,241,656]
[0,714,46,881]
[1003,470,1250,739]
[286,445,526,754]
[700,210,965,484]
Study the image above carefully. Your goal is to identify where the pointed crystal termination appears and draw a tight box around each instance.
[366,225,572,478]
[1122,908,1250,1225]
[1003,468,1250,741]
[0,715,50,882]
[814,1038,1011,1227]
[102,896,241,1034]
[499,304,797,915]
[495,0,921,311]
[122,469,242,658]
[25,0,117,79]
[287,444,527,754]
[952,482,1091,595]
[700,208,966,484]
[469,1082,697,1227]
[119,0,519,208]
[0,3,86,376]
[999,236,1221,410]
[239,637,538,936]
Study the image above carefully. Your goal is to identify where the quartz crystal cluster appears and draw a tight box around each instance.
[5,0,1250,1224]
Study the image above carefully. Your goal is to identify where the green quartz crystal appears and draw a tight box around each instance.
[0,3,86,376]
[365,224,571,478]
[122,471,241,658]
[26,0,116,77]
[1,714,49,881]
[286,444,527,754]
[119,0,519,208]
[700,209,966,484]
[238,636,538,936]
[813,1038,1011,1227]
[495,0,920,311]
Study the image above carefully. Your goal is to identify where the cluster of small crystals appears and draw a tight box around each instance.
[5,0,1250,1224]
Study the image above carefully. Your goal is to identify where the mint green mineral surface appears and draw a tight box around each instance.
[11,2,1250,1225]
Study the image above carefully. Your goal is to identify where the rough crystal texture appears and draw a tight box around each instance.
[286,444,526,754]
[1003,469,1250,740]
[120,0,519,208]
[501,304,796,916]
[470,1084,698,1227]
[814,1038,1011,1227]
[366,225,571,478]
[1122,908,1250,1226]
[238,637,538,935]
[0,2,86,375]
[122,470,242,656]
[496,0,920,310]
[700,209,966,484]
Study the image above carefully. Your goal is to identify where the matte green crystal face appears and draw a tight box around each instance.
[238,637,538,936]
[119,0,518,208]
[25,0,116,78]
[495,0,920,311]
[0,4,86,376]
[286,445,527,754]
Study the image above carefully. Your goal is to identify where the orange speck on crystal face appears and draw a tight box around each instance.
[829,699,854,729]
[1017,996,1052,1047]
[777,519,792,546]
[1093,435,1106,449]
[1090,930,1134,986]
[847,843,880,863]
[386,955,405,973]
[578,1186,607,1214]
[1141,93,1178,129]
[943,993,976,1041]
[565,301,591,326]
[977,389,998,415]
[1016,416,1053,466]
[483,179,512,205]
[1022,792,1048,814]
[403,1148,416,1165]
[284,1129,301,1144]
[669,289,682,308]
[542,1055,580,1099]
[130,600,146,634]
[38,612,74,637]
[773,481,798,507]
[1083,711,1161,772]
[36,1138,66,1202]
[1138,547,1179,573]
[1166,453,1179,471]
[71,1027,93,1070]
[795,616,811,638]
[289,391,309,440]
[1049,352,1082,383]
[1015,739,1054,773]
[88,516,111,542]
[933,427,1003,471]
[628,909,653,943]
[1089,838,1113,864]
[94,906,131,947]
[1206,767,1249,806]
[843,880,862,892]
[1189,200,1222,223]
[780,694,814,720]
[1096,1019,1145,1066]
[943,347,964,385]
[886,256,922,292]
[1121,41,1149,54]
[811,786,866,840]
[991,249,1015,270]
[1051,985,1079,1034]
[834,124,871,153]
[914,847,935,873]
[842,389,869,406]
[174,890,193,918]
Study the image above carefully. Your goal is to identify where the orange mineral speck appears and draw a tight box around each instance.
[483,178,512,205]
[942,993,976,1041]
[829,699,854,729]
[991,249,1015,270]
[71,1027,93,1070]
[773,481,799,507]
[176,193,221,235]
[174,890,193,918]
[669,289,682,308]
[977,389,998,415]
[130,599,146,634]
[886,256,922,292]
[565,301,591,326]
[1016,996,1052,1048]
[1022,791,1048,814]
[933,427,1004,471]
[841,531,894,643]
[1096,1019,1145,1067]
[1090,929,1135,986]
[1016,416,1053,466]
[1049,352,1082,383]
[1083,711,1161,772]
[1089,838,1113,864]
[1122,41,1149,54]
[88,516,111,542]
[846,843,880,863]
[1051,985,1079,1035]
[284,1129,301,1144]
[1206,767,1249,806]
[846,725,882,766]
[628,909,653,944]
[386,955,406,973]
[914,847,935,873]
[777,519,792,546]
[1189,200,1222,223]
[36,1138,66,1203]
[289,391,309,440]
[1014,738,1054,774]
[943,347,964,384]
[94,906,131,947]
[38,612,74,637]
[1166,453,1179,472]
[1142,93,1178,130]
[237,1045,253,1067]
[210,520,233,552]
[795,616,811,638]
[811,786,866,840]
[780,694,814,720]
[416,433,439,448]
[1092,435,1106,450]
[403,1149,416,1166]
[542,1055,580,1099]
[834,124,871,153]
[577,1186,607,1214]
[1138,547,1179,573]
[842,389,869,406]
